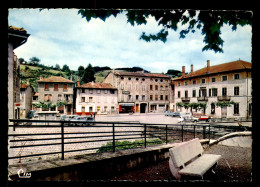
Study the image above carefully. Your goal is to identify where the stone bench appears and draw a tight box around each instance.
[169,138,221,180]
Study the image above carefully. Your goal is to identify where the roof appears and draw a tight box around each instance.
[77,82,117,89]
[20,84,30,89]
[174,60,251,80]
[37,76,74,83]
[8,26,30,49]
[112,71,170,78]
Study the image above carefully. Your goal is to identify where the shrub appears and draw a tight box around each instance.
[96,138,164,153]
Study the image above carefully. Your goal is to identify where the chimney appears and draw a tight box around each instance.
[191,64,193,73]
[77,81,80,86]
[70,76,72,81]
[182,66,185,77]
[91,81,94,86]
[207,60,210,73]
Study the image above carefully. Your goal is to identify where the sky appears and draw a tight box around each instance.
[8,9,252,73]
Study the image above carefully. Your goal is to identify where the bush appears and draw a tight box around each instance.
[96,138,164,153]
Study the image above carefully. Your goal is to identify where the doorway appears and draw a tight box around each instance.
[140,103,147,113]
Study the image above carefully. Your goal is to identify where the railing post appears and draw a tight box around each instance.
[61,121,64,160]
[203,126,206,139]
[208,124,211,141]
[112,123,115,152]
[181,125,184,142]
[144,124,147,148]
[193,125,196,139]
[165,125,168,144]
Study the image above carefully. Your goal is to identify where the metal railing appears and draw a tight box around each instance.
[8,119,251,161]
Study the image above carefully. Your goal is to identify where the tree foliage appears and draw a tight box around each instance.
[81,63,95,84]
[78,9,252,53]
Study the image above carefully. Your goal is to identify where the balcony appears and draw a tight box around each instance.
[217,96,231,101]
[197,96,208,101]
[181,97,190,102]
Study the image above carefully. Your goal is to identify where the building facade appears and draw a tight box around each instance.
[74,82,118,115]
[20,83,34,118]
[173,60,252,119]
[37,76,75,115]
[104,71,173,113]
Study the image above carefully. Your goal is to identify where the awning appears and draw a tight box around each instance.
[119,103,134,106]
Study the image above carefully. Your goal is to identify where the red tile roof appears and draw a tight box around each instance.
[38,76,74,83]
[174,60,251,80]
[113,71,170,78]
[20,84,30,89]
[9,26,27,32]
[78,82,116,89]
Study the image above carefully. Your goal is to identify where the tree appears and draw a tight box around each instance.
[55,64,61,70]
[78,9,252,53]
[29,57,40,65]
[78,65,85,77]
[81,63,95,84]
[62,64,70,73]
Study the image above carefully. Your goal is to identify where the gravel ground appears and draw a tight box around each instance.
[107,145,252,182]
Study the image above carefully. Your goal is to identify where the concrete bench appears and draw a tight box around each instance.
[169,138,221,180]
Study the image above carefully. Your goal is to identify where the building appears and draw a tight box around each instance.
[37,76,75,115]
[74,82,118,115]
[173,60,252,119]
[104,71,172,113]
[8,26,30,120]
[20,83,34,118]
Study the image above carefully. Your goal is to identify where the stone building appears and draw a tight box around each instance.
[8,26,30,120]
[37,76,75,115]
[74,82,118,115]
[172,60,252,119]
[20,83,34,118]
[104,71,172,113]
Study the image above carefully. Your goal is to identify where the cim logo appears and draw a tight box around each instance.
[17,168,31,179]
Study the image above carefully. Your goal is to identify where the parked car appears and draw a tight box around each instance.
[198,115,211,122]
[70,116,95,126]
[165,111,180,117]
[177,116,199,123]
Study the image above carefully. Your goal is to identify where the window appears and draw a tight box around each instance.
[97,90,101,94]
[136,95,139,100]
[192,90,196,97]
[104,90,108,94]
[121,77,124,80]
[160,95,164,100]
[209,89,211,97]
[89,89,93,94]
[192,80,196,84]
[54,84,58,91]
[44,83,49,90]
[82,89,85,93]
[201,79,205,84]
[150,85,153,90]
[185,90,188,98]
[142,85,145,91]
[58,94,62,101]
[63,84,68,91]
[178,91,181,98]
[222,87,227,96]
[212,88,218,96]
[211,77,216,82]
[234,86,239,96]
[136,78,139,81]
[234,74,240,80]
[165,86,168,89]
[128,77,131,80]
[150,95,153,101]
[128,95,132,101]
[160,79,163,82]
[155,95,158,101]
[165,95,168,100]
[222,75,227,81]
[142,78,145,81]
[185,81,188,86]
[155,79,158,82]
[160,85,163,90]
[81,106,85,112]
[44,94,52,102]
[89,97,93,102]
[178,82,181,86]
[81,97,85,102]
[142,95,145,101]
[234,103,239,114]
[110,90,115,94]
[155,85,158,90]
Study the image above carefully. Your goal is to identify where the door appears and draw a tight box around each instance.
[221,106,227,118]
[136,104,139,113]
[140,103,147,113]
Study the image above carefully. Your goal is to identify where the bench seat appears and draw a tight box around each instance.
[178,154,221,177]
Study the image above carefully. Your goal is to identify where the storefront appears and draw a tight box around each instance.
[119,103,135,113]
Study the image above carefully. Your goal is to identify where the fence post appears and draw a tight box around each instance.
[112,123,115,152]
[181,125,184,142]
[165,125,168,144]
[193,125,196,139]
[208,124,211,141]
[61,121,64,160]
[144,124,147,148]
[203,126,206,139]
